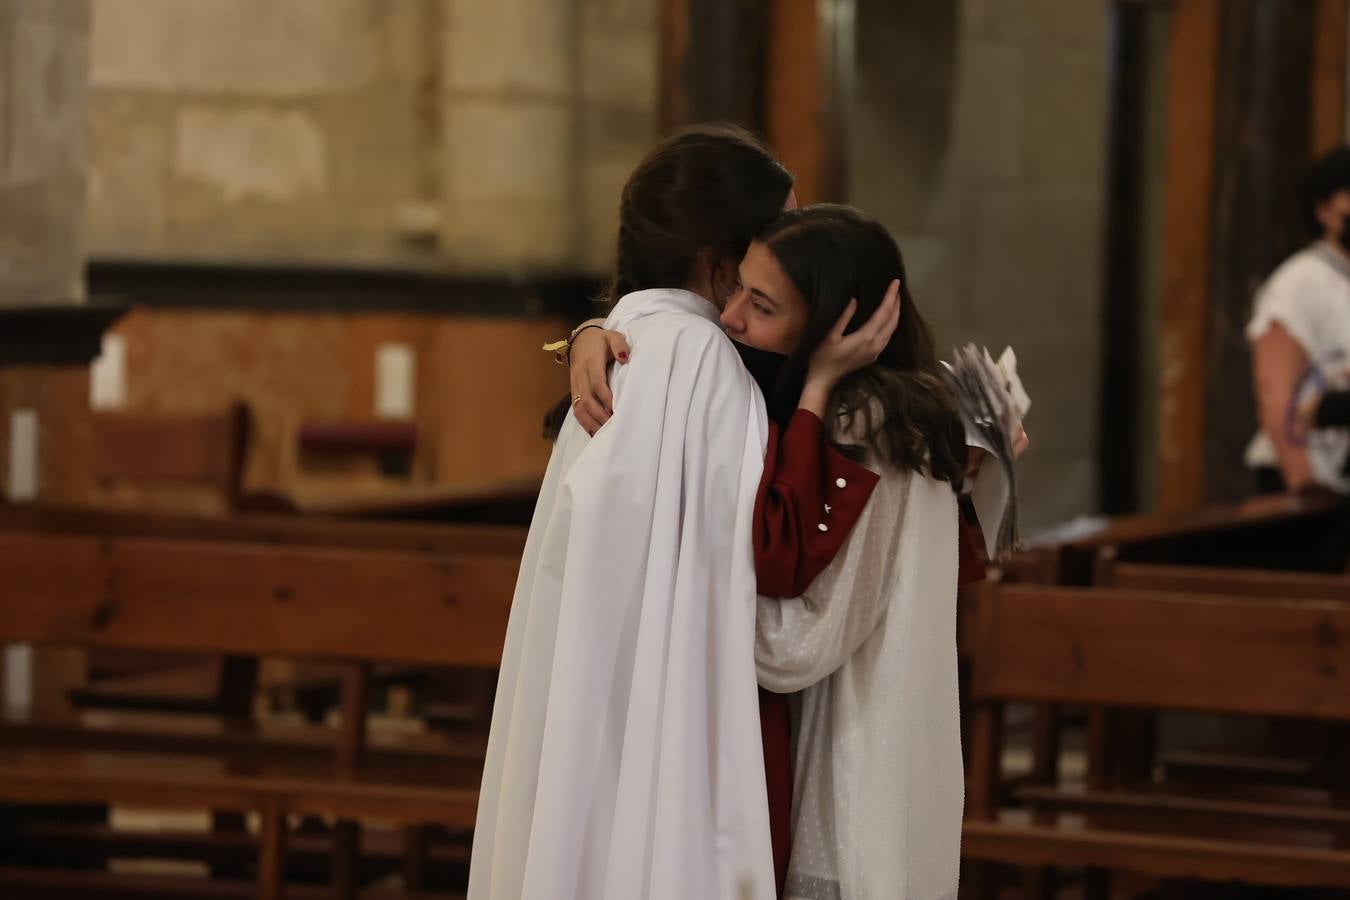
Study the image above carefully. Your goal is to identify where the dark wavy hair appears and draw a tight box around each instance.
[1300,145,1350,236]
[545,123,794,438]
[602,122,794,305]
[757,204,967,488]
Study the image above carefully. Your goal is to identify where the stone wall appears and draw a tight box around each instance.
[577,0,661,270]
[850,0,1110,529]
[0,0,90,307]
[85,0,659,273]
[20,0,1113,528]
[3,0,660,510]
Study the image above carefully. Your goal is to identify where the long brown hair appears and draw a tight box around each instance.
[602,122,794,306]
[544,123,794,438]
[758,204,967,488]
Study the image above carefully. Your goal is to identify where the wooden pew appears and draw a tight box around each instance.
[0,528,517,898]
[1016,492,1350,587]
[983,494,1350,788]
[1089,552,1350,789]
[962,579,1350,895]
[1093,551,1350,600]
[273,474,544,526]
[0,503,527,558]
[80,404,260,727]
[90,403,252,513]
[0,823,471,896]
[0,502,527,742]
[0,502,526,725]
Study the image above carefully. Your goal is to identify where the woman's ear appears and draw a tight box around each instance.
[710,255,740,306]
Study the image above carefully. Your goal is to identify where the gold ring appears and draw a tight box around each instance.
[572,395,583,406]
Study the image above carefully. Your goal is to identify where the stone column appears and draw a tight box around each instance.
[850,0,1110,529]
[578,0,659,270]
[0,0,99,714]
[438,0,581,272]
[0,0,91,311]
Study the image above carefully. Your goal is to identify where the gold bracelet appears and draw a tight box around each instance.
[542,338,570,366]
[542,323,606,366]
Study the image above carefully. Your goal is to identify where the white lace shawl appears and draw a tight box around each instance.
[755,456,963,900]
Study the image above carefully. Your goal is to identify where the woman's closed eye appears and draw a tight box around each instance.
[748,287,779,317]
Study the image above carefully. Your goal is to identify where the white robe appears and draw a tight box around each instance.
[469,288,777,900]
[756,449,963,900]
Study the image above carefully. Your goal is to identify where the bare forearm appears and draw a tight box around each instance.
[1253,331,1314,489]
[1259,378,1313,488]
[797,377,834,421]
[1262,395,1313,489]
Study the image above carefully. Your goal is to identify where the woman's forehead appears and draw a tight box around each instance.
[741,241,780,274]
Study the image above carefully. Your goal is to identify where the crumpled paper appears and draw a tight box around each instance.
[941,345,1031,560]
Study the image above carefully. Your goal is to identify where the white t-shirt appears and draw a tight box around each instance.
[1245,242,1350,489]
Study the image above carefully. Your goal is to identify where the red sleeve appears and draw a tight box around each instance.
[753,409,880,597]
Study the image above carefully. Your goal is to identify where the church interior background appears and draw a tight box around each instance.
[3,1,1350,898]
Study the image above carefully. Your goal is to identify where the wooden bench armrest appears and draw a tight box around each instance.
[1014,783,1350,828]
[962,817,1350,887]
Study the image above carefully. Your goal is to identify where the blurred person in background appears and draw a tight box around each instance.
[1248,146,1350,495]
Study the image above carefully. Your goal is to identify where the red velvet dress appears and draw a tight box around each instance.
[752,409,986,896]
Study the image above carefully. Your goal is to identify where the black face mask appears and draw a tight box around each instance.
[732,340,794,424]
[732,339,786,396]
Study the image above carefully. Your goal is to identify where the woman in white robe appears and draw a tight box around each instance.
[470,124,799,900]
[720,204,968,900]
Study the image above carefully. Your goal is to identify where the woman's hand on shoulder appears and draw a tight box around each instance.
[569,324,631,435]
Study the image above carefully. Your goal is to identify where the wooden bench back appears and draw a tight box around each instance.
[967,582,1350,721]
[90,403,251,507]
[0,532,516,669]
[0,503,528,559]
[1096,556,1350,602]
[1027,494,1350,585]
